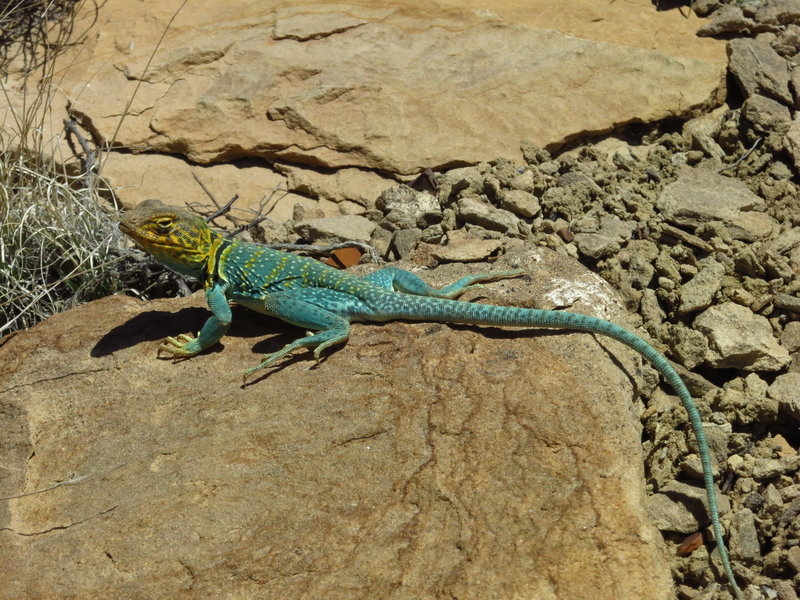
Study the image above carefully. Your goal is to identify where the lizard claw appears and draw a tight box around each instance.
[158,333,200,358]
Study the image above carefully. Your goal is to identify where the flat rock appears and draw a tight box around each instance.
[429,238,504,263]
[694,302,791,372]
[656,167,780,241]
[102,153,327,223]
[727,36,792,105]
[456,196,521,234]
[294,215,376,244]
[0,247,674,599]
[19,0,726,176]
[278,165,394,210]
[678,259,725,315]
[647,480,731,534]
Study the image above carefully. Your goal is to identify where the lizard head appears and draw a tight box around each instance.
[119,199,214,277]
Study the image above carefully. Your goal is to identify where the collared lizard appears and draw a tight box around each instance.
[119,199,742,598]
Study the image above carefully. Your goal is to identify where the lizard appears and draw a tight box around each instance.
[119,198,743,599]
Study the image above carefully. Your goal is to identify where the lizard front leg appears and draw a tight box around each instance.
[159,282,231,357]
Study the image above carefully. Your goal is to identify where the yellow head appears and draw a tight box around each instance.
[119,199,214,277]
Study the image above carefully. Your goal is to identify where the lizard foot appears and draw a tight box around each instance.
[158,333,201,358]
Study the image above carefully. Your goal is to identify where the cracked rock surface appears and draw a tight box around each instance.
[0,249,672,600]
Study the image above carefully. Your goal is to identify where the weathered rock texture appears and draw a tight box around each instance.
[0,249,673,599]
[67,1,725,174]
[2,0,726,211]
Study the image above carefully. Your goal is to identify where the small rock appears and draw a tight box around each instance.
[752,455,800,480]
[573,233,621,259]
[694,302,791,371]
[457,195,521,234]
[756,0,800,27]
[678,258,725,314]
[369,226,393,259]
[573,215,635,259]
[647,480,731,533]
[741,94,792,135]
[730,508,761,565]
[377,186,441,230]
[669,323,709,370]
[390,228,422,259]
[431,238,503,263]
[419,224,444,244]
[656,167,779,241]
[499,189,540,218]
[762,484,784,519]
[791,65,800,109]
[784,116,800,173]
[774,293,800,313]
[787,546,800,574]
[294,215,376,244]
[727,37,792,105]
[715,374,776,426]
[774,579,799,600]
[437,166,486,200]
[697,5,758,36]
[768,372,800,421]
[781,321,800,352]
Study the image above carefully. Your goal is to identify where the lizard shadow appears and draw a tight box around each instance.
[92,307,211,357]
[92,306,291,358]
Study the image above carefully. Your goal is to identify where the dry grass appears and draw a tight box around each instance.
[0,0,148,335]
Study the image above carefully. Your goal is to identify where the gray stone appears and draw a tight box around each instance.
[756,0,800,27]
[784,116,800,173]
[752,455,800,480]
[419,223,444,244]
[769,372,800,421]
[716,373,778,425]
[431,238,503,263]
[499,189,540,218]
[573,233,621,259]
[294,215,376,244]
[647,480,731,534]
[377,186,441,230]
[678,258,725,315]
[728,37,792,104]
[657,167,779,241]
[390,228,422,258]
[456,195,521,234]
[694,302,791,372]
[741,94,792,135]
[697,5,758,37]
[730,508,761,564]
[670,324,709,371]
[791,65,800,109]
[781,321,800,353]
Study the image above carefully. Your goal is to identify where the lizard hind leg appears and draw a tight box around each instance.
[363,266,525,299]
[243,292,352,381]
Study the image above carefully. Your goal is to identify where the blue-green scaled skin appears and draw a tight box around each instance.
[119,199,742,598]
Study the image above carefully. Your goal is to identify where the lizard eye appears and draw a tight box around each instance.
[154,217,173,234]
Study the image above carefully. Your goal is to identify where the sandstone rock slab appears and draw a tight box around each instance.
[0,248,673,600]
[52,1,725,174]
